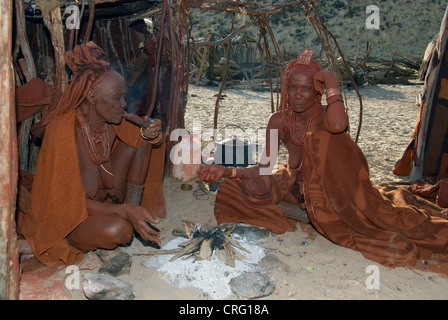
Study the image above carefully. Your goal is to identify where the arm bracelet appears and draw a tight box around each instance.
[146,132,163,145]
[326,99,344,108]
[326,87,342,100]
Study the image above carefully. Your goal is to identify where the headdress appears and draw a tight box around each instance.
[42,42,112,126]
[278,48,323,112]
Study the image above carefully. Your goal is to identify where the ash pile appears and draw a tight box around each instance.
[141,223,275,299]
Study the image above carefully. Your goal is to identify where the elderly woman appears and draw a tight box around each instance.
[198,49,448,267]
[19,42,166,267]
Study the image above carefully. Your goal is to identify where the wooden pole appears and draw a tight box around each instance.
[196,22,210,85]
[213,12,236,130]
[82,0,95,44]
[0,0,19,300]
[42,5,67,93]
[15,0,37,172]
[106,20,125,76]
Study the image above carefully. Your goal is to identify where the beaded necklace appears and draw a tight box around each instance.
[75,109,111,165]
[284,103,322,147]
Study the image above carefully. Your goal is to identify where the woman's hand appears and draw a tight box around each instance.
[315,71,348,133]
[313,70,339,95]
[141,117,162,140]
[121,203,160,245]
[197,164,227,184]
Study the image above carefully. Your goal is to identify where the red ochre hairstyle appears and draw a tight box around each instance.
[42,41,112,126]
[278,48,323,112]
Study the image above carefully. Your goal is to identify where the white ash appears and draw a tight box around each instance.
[141,237,266,300]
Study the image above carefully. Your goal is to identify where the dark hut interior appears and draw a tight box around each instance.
[14,0,188,176]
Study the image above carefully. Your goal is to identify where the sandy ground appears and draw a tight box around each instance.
[68,80,448,301]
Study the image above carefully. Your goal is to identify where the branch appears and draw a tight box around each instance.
[190,22,255,47]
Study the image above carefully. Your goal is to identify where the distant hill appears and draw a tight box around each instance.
[189,0,447,62]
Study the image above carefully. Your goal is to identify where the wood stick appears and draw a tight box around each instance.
[42,5,67,93]
[106,20,125,76]
[118,18,129,75]
[213,12,236,130]
[83,0,95,44]
[14,0,37,172]
[196,22,210,85]
[132,248,182,256]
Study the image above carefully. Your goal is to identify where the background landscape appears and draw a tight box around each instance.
[189,0,447,63]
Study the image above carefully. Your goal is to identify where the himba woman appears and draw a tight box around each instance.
[198,49,448,267]
[18,42,166,268]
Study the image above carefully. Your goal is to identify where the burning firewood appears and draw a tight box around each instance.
[136,223,253,267]
[168,225,250,267]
